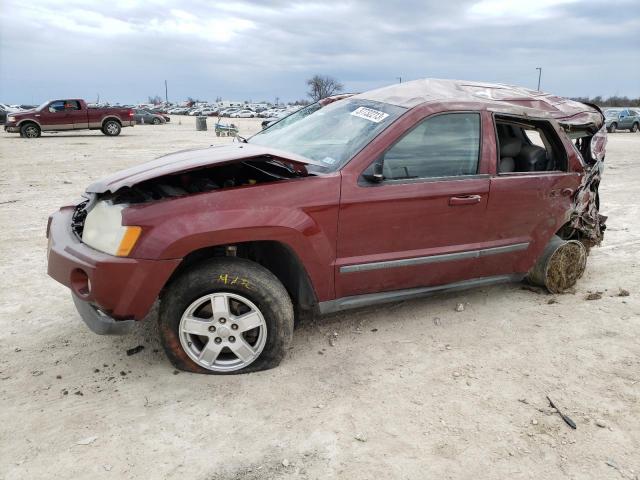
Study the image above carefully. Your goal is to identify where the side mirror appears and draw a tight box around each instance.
[363,161,385,183]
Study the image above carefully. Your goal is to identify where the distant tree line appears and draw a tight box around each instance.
[571,96,640,107]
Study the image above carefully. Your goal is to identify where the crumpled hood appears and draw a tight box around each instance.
[86,144,325,194]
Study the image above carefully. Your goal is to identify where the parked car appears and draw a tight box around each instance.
[4,99,134,137]
[260,94,354,130]
[46,79,606,374]
[134,109,166,125]
[0,103,21,113]
[0,105,7,124]
[230,109,256,118]
[604,108,640,132]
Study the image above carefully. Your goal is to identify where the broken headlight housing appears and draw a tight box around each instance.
[81,200,141,257]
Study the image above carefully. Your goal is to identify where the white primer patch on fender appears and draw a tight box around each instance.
[350,106,389,123]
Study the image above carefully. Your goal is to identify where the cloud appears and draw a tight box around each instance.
[0,0,638,104]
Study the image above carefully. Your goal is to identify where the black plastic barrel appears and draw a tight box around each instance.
[196,116,208,131]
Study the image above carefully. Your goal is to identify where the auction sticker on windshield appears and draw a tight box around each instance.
[350,106,389,123]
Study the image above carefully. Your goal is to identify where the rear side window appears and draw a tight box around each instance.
[495,117,567,173]
[382,113,480,180]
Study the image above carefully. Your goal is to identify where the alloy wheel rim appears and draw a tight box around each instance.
[25,126,38,137]
[178,292,267,372]
[107,123,118,134]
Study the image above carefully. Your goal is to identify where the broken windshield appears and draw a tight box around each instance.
[249,99,406,172]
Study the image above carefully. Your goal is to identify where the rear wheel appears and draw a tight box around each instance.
[631,122,639,133]
[159,257,294,374]
[102,120,121,136]
[527,236,587,293]
[608,122,617,133]
[152,117,161,125]
[20,123,41,138]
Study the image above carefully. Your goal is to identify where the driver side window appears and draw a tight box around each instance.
[48,101,65,113]
[382,113,480,180]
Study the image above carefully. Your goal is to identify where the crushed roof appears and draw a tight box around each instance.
[355,78,603,128]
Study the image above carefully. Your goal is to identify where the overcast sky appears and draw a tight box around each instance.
[1,0,638,104]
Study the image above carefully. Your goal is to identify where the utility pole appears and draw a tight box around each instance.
[165,80,168,104]
[396,76,402,84]
[536,67,542,91]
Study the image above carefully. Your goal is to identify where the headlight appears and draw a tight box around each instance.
[7,115,16,122]
[81,200,141,256]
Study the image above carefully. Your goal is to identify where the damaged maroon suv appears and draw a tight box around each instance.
[47,79,607,374]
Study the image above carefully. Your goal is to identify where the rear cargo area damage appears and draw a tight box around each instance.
[563,122,608,247]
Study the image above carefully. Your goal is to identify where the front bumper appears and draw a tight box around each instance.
[47,206,181,325]
[72,293,135,335]
[4,124,19,133]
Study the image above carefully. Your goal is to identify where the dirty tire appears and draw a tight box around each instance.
[631,123,639,133]
[608,122,617,133]
[152,117,161,125]
[20,123,41,138]
[527,237,587,293]
[159,257,294,374]
[102,120,121,136]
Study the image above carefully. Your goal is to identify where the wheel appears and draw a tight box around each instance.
[20,123,41,138]
[102,120,121,136]
[527,236,586,293]
[159,257,294,374]
[631,123,639,133]
[608,122,617,133]
[152,117,161,125]
[216,131,221,136]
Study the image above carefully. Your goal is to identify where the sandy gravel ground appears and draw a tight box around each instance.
[0,117,638,480]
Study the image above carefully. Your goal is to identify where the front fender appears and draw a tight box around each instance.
[122,176,341,301]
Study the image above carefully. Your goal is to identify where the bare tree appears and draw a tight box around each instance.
[306,75,344,101]
[148,95,163,105]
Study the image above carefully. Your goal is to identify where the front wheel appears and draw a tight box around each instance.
[631,123,639,133]
[159,258,294,374]
[20,123,41,138]
[608,122,617,133]
[102,120,121,136]
[152,117,161,125]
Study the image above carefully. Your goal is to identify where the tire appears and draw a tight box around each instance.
[631,123,639,133]
[102,120,121,136]
[20,122,41,138]
[159,257,294,374]
[608,122,617,133]
[152,117,161,125]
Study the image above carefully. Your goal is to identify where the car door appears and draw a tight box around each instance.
[65,100,88,129]
[483,116,582,277]
[335,111,495,299]
[38,100,73,130]
[618,109,629,129]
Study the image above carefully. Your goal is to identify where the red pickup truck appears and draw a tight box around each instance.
[3,99,134,138]
[46,79,607,375]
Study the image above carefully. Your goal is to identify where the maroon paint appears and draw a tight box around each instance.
[3,99,134,133]
[46,85,604,321]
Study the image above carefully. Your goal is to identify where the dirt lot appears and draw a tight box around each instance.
[0,117,638,480]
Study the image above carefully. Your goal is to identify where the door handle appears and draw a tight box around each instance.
[449,195,482,206]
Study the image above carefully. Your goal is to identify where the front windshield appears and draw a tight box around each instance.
[36,101,51,111]
[249,99,406,171]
